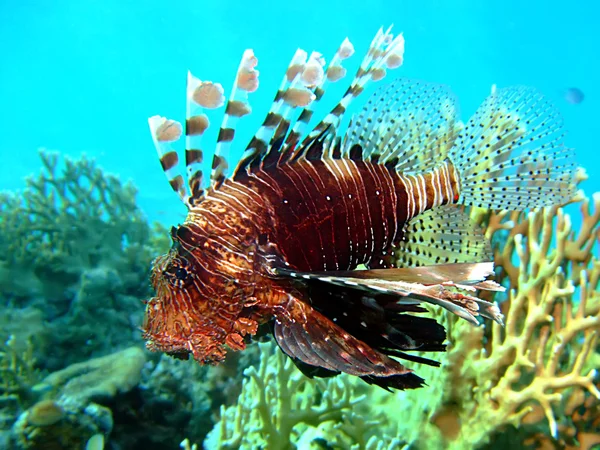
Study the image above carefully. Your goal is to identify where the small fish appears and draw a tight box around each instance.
[142,27,577,390]
[564,87,585,104]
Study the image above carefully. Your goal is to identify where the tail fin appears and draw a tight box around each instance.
[450,86,577,210]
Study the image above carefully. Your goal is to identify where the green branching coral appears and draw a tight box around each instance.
[0,149,161,300]
[0,150,169,370]
[0,337,38,409]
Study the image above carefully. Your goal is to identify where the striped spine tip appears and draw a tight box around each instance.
[191,82,226,109]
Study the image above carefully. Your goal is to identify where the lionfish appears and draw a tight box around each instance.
[143,27,576,390]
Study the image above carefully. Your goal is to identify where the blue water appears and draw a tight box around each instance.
[1,0,598,224]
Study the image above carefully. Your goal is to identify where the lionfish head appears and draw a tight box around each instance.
[142,246,230,365]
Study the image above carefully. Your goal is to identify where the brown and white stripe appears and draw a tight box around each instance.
[298,27,405,156]
[400,162,460,218]
[212,49,259,187]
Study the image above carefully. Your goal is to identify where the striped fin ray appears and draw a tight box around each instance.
[211,50,259,188]
[292,26,405,161]
[232,49,316,177]
[278,37,356,163]
[344,79,461,172]
[274,262,504,325]
[259,51,327,169]
[149,26,408,203]
[186,73,226,204]
[450,85,577,210]
[148,116,190,206]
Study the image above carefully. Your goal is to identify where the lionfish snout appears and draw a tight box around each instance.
[143,254,231,364]
[142,295,228,364]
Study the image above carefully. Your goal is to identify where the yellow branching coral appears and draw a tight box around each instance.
[457,174,599,446]
[205,342,405,450]
[418,175,600,449]
[205,342,361,449]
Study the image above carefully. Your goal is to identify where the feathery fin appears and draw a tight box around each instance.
[344,78,461,171]
[450,85,577,209]
[305,280,447,357]
[273,295,423,385]
[388,205,493,268]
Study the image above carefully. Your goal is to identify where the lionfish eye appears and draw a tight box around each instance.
[175,267,188,281]
[163,262,191,287]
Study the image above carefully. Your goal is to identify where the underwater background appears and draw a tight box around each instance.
[1,1,599,449]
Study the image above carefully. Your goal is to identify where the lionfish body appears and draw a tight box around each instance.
[144,28,576,389]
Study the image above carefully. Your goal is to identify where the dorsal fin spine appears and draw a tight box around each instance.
[233,49,312,176]
[148,115,191,208]
[303,27,405,157]
[185,72,220,203]
[263,50,317,151]
[281,39,355,161]
[211,50,259,187]
[148,26,407,203]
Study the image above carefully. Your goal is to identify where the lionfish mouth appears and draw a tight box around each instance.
[142,297,228,364]
[143,327,226,365]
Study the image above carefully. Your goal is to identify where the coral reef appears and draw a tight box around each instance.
[385,177,599,449]
[0,150,152,298]
[3,341,242,450]
[0,151,175,448]
[0,150,167,370]
[0,150,254,450]
[205,342,406,450]
[203,174,599,449]
[381,175,599,449]
[0,336,40,434]
[114,354,214,449]
[108,347,261,449]
[11,398,112,450]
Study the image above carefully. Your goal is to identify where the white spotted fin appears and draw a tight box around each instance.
[451,85,577,210]
[382,205,493,269]
[343,78,461,171]
[343,78,577,210]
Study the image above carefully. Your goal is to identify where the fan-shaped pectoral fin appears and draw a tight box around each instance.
[272,294,424,389]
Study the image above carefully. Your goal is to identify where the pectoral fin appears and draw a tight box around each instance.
[273,295,426,390]
[274,262,504,325]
